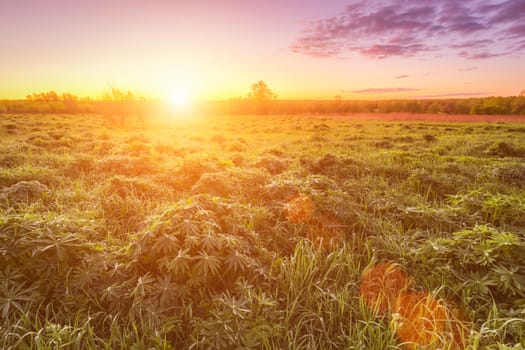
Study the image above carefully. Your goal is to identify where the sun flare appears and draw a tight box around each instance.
[168,89,191,110]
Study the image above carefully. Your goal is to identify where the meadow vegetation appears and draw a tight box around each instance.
[1,113,525,349]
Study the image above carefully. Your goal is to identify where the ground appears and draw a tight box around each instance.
[1,113,524,349]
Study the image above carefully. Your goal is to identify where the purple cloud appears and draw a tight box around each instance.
[395,74,410,79]
[450,40,494,49]
[458,51,505,59]
[506,24,525,38]
[360,44,429,58]
[515,40,525,51]
[291,0,525,60]
[350,88,422,94]
[488,0,525,24]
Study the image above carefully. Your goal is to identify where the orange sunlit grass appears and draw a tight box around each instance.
[359,261,471,349]
[391,292,448,349]
[391,292,470,350]
[359,262,410,316]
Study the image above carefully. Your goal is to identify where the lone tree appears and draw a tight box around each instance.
[247,80,276,114]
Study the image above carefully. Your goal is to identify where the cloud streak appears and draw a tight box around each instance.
[291,0,525,60]
[460,66,479,71]
[349,87,422,94]
[414,92,489,98]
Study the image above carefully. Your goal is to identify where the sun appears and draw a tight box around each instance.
[168,89,191,110]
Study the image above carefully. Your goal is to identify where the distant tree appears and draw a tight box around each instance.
[510,97,525,115]
[427,102,441,114]
[60,93,78,102]
[26,91,61,102]
[100,87,147,126]
[333,95,344,113]
[248,80,276,101]
[247,80,276,114]
[520,90,525,98]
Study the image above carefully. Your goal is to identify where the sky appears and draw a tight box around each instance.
[1,0,524,100]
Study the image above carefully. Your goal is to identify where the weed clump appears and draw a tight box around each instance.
[255,157,288,175]
[264,148,286,157]
[101,194,150,235]
[210,134,227,144]
[0,180,49,205]
[495,162,525,186]
[176,158,216,188]
[120,140,154,157]
[228,140,247,152]
[0,153,26,168]
[191,172,235,197]
[97,155,158,176]
[104,175,164,199]
[263,180,299,202]
[66,154,96,174]
[3,123,17,131]
[374,140,393,148]
[131,195,263,301]
[415,224,525,312]
[231,153,245,166]
[484,141,525,157]
[407,168,460,201]
[423,134,437,142]
[306,213,345,251]
[302,154,365,179]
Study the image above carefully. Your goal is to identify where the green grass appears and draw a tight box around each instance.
[1,113,525,349]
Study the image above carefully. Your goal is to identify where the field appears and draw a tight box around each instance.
[1,113,525,349]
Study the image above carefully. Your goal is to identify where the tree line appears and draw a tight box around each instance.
[1,85,524,116]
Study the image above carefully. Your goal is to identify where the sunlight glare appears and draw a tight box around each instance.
[168,88,191,110]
